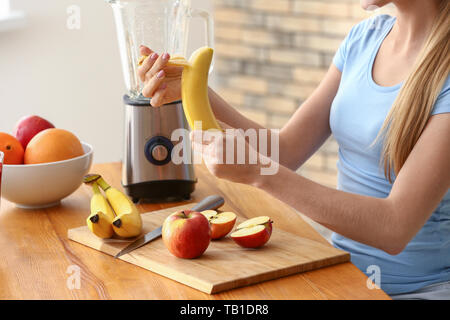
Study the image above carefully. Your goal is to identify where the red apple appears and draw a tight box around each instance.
[13,115,55,149]
[231,216,273,248]
[201,210,237,239]
[162,210,211,259]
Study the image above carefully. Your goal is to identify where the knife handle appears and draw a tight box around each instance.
[191,195,224,212]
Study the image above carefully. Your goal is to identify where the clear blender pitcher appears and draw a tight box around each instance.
[107,0,214,100]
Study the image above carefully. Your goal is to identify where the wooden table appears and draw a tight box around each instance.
[0,162,389,299]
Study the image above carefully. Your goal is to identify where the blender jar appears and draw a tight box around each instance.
[106,0,214,100]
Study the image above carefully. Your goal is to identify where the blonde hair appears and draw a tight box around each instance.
[377,1,450,182]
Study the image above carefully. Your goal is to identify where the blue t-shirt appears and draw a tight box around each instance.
[330,14,450,295]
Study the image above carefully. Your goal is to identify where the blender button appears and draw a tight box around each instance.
[151,145,169,162]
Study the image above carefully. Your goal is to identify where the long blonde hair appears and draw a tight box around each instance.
[377,1,450,182]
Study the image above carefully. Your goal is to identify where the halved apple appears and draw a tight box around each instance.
[236,216,273,236]
[201,210,237,239]
[231,216,273,248]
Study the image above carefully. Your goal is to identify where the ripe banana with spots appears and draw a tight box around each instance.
[84,174,143,238]
[86,182,116,239]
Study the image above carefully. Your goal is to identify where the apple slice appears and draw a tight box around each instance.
[236,216,273,236]
[201,210,237,239]
[201,210,218,220]
[231,216,273,248]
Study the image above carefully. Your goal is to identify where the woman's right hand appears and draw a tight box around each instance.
[137,45,183,107]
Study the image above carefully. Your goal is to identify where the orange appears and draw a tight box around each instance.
[0,132,25,164]
[24,128,84,164]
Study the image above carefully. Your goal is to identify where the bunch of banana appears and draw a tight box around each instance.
[83,174,142,239]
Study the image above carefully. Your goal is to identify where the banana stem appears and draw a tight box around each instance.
[83,173,101,184]
[96,177,111,192]
[92,182,101,195]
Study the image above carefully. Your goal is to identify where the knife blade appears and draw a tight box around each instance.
[114,195,225,259]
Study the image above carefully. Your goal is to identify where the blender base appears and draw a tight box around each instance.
[122,179,197,203]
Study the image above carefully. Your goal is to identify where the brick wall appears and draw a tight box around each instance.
[213,0,395,188]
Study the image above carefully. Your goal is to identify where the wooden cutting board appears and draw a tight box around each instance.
[68,204,350,294]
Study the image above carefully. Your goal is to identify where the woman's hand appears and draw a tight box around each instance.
[137,45,183,106]
[190,122,275,186]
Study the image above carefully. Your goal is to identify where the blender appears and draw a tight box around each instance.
[106,0,214,202]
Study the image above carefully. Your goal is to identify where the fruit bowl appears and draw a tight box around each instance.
[1,142,93,209]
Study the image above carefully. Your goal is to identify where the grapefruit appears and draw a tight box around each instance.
[24,128,84,164]
[0,132,25,164]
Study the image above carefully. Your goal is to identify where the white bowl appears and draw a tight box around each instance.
[1,142,93,209]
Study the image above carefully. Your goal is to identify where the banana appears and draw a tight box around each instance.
[109,187,142,238]
[137,47,221,131]
[86,182,116,239]
[138,55,191,68]
[181,47,221,131]
[85,174,143,238]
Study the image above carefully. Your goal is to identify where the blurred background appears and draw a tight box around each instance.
[0,0,212,164]
[213,0,394,189]
[0,0,394,192]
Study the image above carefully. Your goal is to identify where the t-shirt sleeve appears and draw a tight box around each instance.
[332,15,385,72]
[431,77,450,115]
[333,32,351,72]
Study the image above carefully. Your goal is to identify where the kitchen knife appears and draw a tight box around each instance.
[114,195,225,259]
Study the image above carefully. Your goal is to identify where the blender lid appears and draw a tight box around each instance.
[123,94,182,107]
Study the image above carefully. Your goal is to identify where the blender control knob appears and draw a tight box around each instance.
[151,145,169,162]
[144,136,173,166]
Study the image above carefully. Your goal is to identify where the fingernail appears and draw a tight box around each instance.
[162,53,170,60]
[160,82,167,89]
[150,53,158,60]
[157,70,165,78]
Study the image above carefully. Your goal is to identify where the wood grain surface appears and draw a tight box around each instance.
[68,204,350,294]
[0,162,390,299]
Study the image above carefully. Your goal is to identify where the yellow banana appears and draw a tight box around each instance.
[86,182,115,239]
[137,47,221,131]
[138,55,191,68]
[181,47,221,131]
[109,188,142,238]
[92,175,143,238]
[167,55,191,67]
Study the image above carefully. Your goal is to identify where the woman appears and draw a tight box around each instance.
[138,0,450,299]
